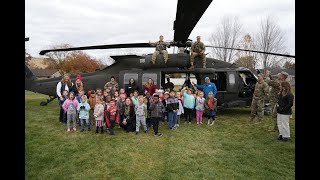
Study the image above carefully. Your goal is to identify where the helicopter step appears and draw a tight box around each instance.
[40,96,56,106]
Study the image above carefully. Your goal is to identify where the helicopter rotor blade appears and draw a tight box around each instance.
[206,45,295,58]
[173,0,213,43]
[39,43,152,55]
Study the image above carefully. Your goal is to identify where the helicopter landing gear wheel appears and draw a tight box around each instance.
[40,102,47,106]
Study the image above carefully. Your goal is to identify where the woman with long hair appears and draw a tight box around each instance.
[276,81,294,142]
[126,78,139,97]
[143,78,156,96]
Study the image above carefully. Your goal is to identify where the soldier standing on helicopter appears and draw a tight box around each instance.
[149,35,171,64]
[264,70,289,132]
[189,36,206,69]
[250,73,269,123]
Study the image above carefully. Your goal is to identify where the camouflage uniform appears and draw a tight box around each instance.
[264,75,283,131]
[251,80,269,121]
[104,81,119,91]
[190,41,206,68]
[150,41,170,64]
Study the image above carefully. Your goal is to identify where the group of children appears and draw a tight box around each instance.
[58,85,218,137]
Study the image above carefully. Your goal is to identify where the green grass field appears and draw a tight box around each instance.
[25,90,295,179]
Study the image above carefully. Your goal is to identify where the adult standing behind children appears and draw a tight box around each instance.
[74,74,84,95]
[104,76,119,93]
[56,74,75,122]
[143,78,156,96]
[126,78,139,97]
[192,77,217,98]
[276,81,294,142]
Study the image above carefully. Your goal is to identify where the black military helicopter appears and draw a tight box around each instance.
[26,0,294,107]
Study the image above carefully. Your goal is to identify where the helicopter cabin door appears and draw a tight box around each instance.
[141,72,161,91]
[226,71,239,99]
[119,70,142,94]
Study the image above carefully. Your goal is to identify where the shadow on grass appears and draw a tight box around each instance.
[218,107,251,115]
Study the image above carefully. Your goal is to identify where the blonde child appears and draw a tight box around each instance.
[77,95,91,132]
[94,97,105,133]
[62,92,79,132]
[119,88,127,98]
[181,87,195,124]
[131,90,139,106]
[204,92,218,126]
[135,96,148,134]
[195,91,205,124]
[176,91,184,127]
[96,88,103,100]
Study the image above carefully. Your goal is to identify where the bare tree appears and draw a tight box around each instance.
[209,16,242,62]
[256,16,286,72]
[234,33,258,70]
[44,44,75,75]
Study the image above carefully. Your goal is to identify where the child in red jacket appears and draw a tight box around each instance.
[105,100,120,135]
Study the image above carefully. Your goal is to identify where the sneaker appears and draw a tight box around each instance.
[172,127,177,130]
[157,133,162,136]
[208,120,210,125]
[281,138,288,142]
[176,124,179,127]
[188,122,191,125]
[67,128,70,132]
[73,128,76,131]
[210,121,215,126]
[88,128,91,131]
[81,129,84,132]
[144,130,147,133]
[277,135,283,140]
[197,122,199,125]
[135,131,139,135]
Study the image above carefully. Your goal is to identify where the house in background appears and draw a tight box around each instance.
[26,57,60,79]
[29,68,59,80]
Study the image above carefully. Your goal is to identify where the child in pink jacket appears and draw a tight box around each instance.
[62,92,79,132]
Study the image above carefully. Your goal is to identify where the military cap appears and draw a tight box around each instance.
[280,71,289,78]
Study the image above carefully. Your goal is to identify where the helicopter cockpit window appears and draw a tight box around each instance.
[124,73,138,85]
[229,74,235,85]
[142,73,157,86]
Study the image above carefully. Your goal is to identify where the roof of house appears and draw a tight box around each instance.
[30,68,58,77]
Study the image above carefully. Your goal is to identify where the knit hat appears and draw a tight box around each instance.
[76,74,82,81]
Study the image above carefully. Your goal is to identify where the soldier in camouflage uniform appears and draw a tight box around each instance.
[189,36,206,69]
[250,74,269,122]
[149,35,171,64]
[264,70,289,132]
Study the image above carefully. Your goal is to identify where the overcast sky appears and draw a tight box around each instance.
[25,0,294,64]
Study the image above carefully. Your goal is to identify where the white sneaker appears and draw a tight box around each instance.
[176,124,179,127]
[210,121,215,126]
[207,120,210,125]
[188,122,191,125]
[197,122,199,125]
[200,122,203,124]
